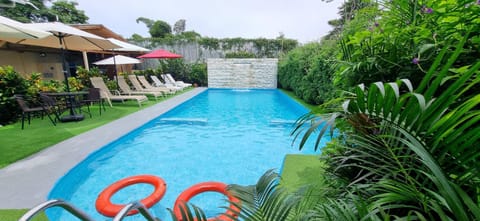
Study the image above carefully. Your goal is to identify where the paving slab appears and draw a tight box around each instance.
[0,87,206,209]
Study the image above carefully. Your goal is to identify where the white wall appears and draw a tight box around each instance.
[207,58,278,89]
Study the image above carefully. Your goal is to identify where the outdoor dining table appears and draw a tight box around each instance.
[42,91,88,122]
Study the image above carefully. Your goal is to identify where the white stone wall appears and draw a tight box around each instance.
[207,58,278,89]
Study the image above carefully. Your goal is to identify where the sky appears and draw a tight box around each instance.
[72,0,343,43]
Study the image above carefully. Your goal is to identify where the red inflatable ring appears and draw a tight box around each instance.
[173,181,240,221]
[95,175,167,217]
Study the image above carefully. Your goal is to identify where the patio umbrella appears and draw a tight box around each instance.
[137,49,182,59]
[107,38,149,52]
[93,55,141,78]
[0,15,51,40]
[93,55,141,65]
[7,22,119,122]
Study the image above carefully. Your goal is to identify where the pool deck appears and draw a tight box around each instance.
[0,87,207,209]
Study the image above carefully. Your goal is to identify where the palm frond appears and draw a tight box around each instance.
[228,170,300,221]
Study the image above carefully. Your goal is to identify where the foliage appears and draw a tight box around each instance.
[225,51,256,58]
[66,77,83,92]
[278,42,337,104]
[229,170,301,221]
[335,0,480,90]
[149,20,172,38]
[47,0,88,23]
[187,62,207,86]
[0,66,28,125]
[292,39,480,220]
[0,0,87,23]
[136,17,154,28]
[177,31,201,41]
[76,66,101,88]
[0,0,49,22]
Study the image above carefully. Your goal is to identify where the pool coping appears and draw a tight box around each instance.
[0,87,207,209]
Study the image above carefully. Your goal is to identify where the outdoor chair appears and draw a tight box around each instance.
[127,75,173,95]
[82,88,105,116]
[137,75,176,94]
[162,73,192,89]
[150,75,182,92]
[90,77,148,107]
[14,94,56,129]
[117,76,163,100]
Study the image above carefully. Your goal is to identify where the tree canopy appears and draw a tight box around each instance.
[0,0,88,23]
[149,20,172,38]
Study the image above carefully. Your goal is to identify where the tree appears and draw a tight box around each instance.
[48,0,88,23]
[0,0,49,22]
[136,17,154,29]
[173,19,186,35]
[0,0,87,23]
[149,20,171,38]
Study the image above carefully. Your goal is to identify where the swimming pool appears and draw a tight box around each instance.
[47,89,327,220]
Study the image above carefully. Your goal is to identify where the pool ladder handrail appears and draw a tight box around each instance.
[113,201,160,221]
[19,199,94,221]
[20,199,160,221]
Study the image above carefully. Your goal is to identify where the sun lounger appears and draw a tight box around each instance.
[150,75,182,92]
[90,77,148,107]
[163,73,192,88]
[127,75,173,95]
[117,76,163,100]
[137,75,177,94]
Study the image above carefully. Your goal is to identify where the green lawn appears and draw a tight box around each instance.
[0,209,48,221]
[280,154,325,192]
[0,93,181,169]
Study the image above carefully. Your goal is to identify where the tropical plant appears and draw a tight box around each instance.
[0,66,29,124]
[292,38,480,220]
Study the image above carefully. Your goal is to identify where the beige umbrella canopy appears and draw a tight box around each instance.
[3,22,120,122]
[0,15,51,40]
[5,22,118,51]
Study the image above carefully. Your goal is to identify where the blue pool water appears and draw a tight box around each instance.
[47,89,327,221]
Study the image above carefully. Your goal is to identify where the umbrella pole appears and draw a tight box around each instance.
[57,34,84,122]
[59,35,71,93]
[113,52,118,87]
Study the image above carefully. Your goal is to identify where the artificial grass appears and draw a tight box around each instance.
[0,93,182,169]
[280,154,326,192]
[0,209,48,221]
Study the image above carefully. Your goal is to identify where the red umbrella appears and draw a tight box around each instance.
[137,49,182,59]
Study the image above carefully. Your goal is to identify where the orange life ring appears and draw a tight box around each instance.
[95,175,167,217]
[173,181,240,221]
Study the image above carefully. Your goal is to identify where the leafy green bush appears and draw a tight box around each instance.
[225,51,256,58]
[158,59,207,86]
[278,42,336,105]
[188,62,207,86]
[76,66,101,88]
[0,66,29,125]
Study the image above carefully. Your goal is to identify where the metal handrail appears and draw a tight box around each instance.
[19,199,94,221]
[113,201,159,221]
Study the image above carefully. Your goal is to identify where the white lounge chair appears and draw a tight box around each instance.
[117,76,163,100]
[150,75,182,92]
[137,75,177,94]
[164,73,192,88]
[127,75,174,95]
[90,77,148,107]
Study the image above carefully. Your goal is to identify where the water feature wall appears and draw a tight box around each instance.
[207,58,278,89]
